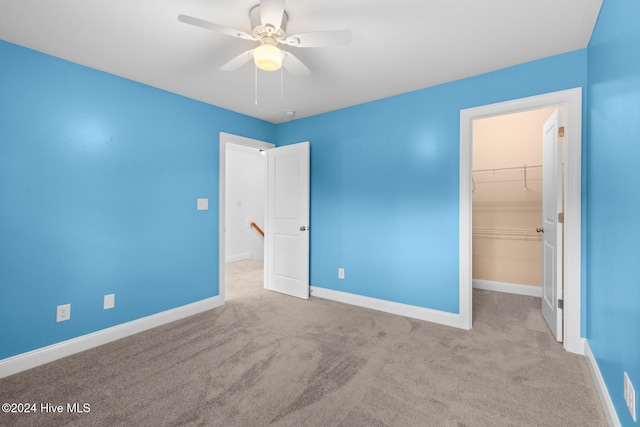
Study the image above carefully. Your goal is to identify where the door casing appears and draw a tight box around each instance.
[459,88,583,354]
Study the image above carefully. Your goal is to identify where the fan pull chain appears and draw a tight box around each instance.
[254,65,258,105]
[280,60,284,100]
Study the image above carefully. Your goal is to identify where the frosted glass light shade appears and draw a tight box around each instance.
[254,44,282,71]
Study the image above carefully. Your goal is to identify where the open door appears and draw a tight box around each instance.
[541,109,563,341]
[265,142,310,299]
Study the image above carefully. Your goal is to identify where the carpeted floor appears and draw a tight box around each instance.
[0,260,606,426]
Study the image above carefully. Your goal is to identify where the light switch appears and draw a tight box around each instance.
[104,294,115,310]
[197,198,208,211]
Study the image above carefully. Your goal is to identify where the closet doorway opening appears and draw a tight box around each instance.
[459,88,582,354]
[471,106,562,332]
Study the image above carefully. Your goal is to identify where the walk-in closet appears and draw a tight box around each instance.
[472,107,559,293]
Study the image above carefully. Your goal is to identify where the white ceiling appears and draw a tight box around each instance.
[0,0,602,124]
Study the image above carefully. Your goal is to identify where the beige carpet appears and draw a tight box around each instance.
[0,260,606,426]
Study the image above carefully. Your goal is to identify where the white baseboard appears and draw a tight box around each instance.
[226,253,251,263]
[584,339,621,427]
[473,279,542,297]
[0,296,224,379]
[310,286,467,329]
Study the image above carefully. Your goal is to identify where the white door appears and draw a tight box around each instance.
[541,108,563,341]
[265,142,310,299]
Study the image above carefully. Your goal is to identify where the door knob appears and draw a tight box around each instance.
[536,227,544,233]
[300,226,308,231]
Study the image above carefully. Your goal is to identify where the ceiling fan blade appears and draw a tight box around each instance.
[220,50,255,71]
[282,30,352,47]
[260,0,286,30]
[282,51,311,77]
[178,15,256,41]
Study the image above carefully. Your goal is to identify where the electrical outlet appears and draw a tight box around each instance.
[197,198,208,211]
[338,268,345,279]
[56,304,71,322]
[625,371,637,422]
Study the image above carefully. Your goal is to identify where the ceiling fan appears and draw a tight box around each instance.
[178,0,352,76]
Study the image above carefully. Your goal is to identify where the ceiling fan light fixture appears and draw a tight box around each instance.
[254,42,282,71]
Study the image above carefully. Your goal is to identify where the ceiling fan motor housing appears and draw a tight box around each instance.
[250,5,288,39]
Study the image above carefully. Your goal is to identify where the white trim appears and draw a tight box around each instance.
[460,120,473,330]
[584,340,621,427]
[310,286,468,330]
[460,88,583,353]
[226,252,251,263]
[0,296,223,379]
[219,133,274,302]
[473,279,542,297]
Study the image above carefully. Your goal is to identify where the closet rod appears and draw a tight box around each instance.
[473,164,542,173]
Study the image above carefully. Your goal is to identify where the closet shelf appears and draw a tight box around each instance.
[472,164,542,192]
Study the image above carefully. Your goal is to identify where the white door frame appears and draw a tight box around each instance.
[219,132,275,302]
[459,88,583,354]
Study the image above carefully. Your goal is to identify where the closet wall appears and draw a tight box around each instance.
[472,107,556,288]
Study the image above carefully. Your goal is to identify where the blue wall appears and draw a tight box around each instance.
[0,41,276,359]
[587,1,640,425]
[277,50,587,313]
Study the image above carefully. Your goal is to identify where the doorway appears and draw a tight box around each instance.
[225,143,267,264]
[471,107,562,333]
[459,88,583,354]
[219,132,274,302]
[220,133,311,302]
[471,107,558,295]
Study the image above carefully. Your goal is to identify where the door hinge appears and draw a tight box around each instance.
[558,126,565,138]
[558,299,564,310]
[558,212,564,223]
